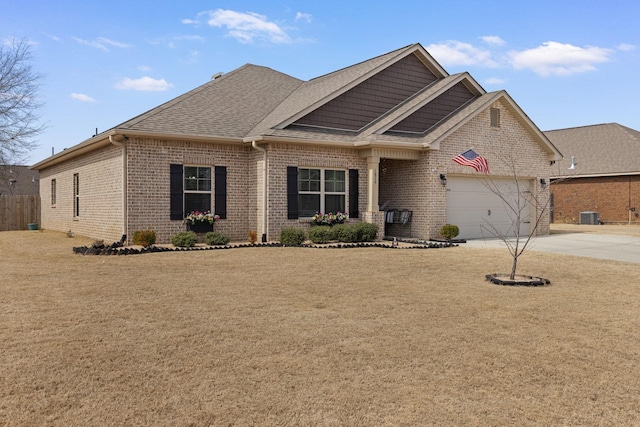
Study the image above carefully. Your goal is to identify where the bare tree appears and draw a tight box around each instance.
[480,149,551,280]
[0,38,43,166]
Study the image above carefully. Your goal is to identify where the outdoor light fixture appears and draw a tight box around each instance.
[439,173,447,186]
[539,178,547,189]
[568,156,577,170]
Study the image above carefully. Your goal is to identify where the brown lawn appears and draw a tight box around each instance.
[2,227,640,426]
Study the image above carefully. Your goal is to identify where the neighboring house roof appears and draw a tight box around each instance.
[546,123,640,178]
[32,42,561,170]
[0,165,39,195]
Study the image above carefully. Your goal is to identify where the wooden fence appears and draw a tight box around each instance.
[0,195,41,231]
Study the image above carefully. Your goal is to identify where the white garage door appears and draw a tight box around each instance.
[446,177,532,240]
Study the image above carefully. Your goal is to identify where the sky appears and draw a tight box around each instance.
[2,0,639,165]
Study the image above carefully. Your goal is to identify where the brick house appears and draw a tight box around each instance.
[31,43,561,243]
[546,123,640,224]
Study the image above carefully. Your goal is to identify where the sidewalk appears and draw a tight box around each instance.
[464,233,640,264]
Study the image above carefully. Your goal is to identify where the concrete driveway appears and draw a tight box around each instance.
[464,233,640,264]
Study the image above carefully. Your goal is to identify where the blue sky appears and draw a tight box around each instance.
[3,0,639,164]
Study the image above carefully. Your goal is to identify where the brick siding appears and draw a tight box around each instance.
[551,175,640,224]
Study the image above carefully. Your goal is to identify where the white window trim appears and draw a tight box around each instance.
[298,168,346,217]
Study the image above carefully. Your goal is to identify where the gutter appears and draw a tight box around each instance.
[251,140,268,242]
[109,135,128,242]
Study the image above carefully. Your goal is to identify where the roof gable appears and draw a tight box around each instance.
[292,53,439,132]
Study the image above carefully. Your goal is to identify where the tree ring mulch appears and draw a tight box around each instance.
[486,273,550,286]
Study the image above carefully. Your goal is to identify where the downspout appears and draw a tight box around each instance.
[251,140,268,242]
[109,135,128,242]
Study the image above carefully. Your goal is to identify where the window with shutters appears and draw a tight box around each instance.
[297,168,346,217]
[183,166,211,215]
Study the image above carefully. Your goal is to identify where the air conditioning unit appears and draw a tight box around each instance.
[580,211,600,225]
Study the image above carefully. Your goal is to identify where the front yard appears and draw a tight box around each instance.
[2,229,640,425]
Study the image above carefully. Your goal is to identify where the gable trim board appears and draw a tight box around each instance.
[31,43,557,243]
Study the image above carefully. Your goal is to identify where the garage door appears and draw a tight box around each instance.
[446,177,532,240]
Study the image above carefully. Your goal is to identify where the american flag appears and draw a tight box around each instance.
[452,149,490,174]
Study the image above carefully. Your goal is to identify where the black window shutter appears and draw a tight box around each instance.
[170,164,184,220]
[349,169,359,218]
[287,166,298,219]
[214,166,227,219]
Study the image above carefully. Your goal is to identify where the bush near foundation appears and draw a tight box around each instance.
[171,231,198,247]
[205,231,230,246]
[280,227,306,246]
[132,230,156,247]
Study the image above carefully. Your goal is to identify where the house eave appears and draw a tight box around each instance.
[551,171,640,180]
[31,129,244,170]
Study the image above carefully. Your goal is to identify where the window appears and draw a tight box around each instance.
[51,179,56,206]
[183,166,211,214]
[490,108,500,128]
[297,168,345,217]
[73,173,79,217]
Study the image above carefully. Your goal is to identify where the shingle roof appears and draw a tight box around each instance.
[545,123,640,177]
[116,64,302,138]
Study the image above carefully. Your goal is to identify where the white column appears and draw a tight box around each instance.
[366,156,380,212]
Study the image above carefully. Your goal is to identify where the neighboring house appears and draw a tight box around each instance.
[31,43,561,243]
[0,165,39,196]
[546,123,640,224]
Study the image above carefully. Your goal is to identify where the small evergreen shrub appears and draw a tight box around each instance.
[133,230,156,247]
[171,231,198,247]
[440,224,460,240]
[205,231,230,246]
[353,222,378,242]
[308,225,333,244]
[332,224,358,243]
[280,227,306,246]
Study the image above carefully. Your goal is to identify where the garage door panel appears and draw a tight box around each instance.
[446,177,531,239]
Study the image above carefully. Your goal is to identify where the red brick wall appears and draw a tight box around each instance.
[551,175,640,224]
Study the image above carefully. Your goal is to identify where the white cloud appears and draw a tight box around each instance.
[508,41,612,76]
[481,36,506,46]
[617,43,636,52]
[426,40,498,67]
[114,76,173,92]
[295,12,313,23]
[72,36,132,51]
[70,93,96,103]
[190,9,291,44]
[484,77,506,85]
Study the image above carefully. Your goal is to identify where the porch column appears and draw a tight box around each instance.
[366,156,380,212]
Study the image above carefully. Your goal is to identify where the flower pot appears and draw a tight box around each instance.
[187,222,213,234]
[27,223,38,231]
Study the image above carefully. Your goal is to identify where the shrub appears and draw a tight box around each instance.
[247,230,258,244]
[353,222,378,242]
[205,231,230,246]
[332,224,358,243]
[308,225,333,244]
[280,227,306,246]
[440,224,460,240]
[133,230,156,247]
[171,231,198,247]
